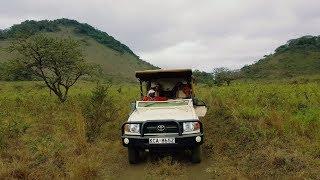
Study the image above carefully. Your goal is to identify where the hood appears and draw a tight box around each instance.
[128,106,198,122]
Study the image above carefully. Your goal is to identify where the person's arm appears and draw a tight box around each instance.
[155,96,167,101]
[142,96,150,101]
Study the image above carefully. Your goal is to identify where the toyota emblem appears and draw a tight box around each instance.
[157,125,165,132]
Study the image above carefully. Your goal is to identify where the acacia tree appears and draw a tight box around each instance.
[9,34,93,102]
[213,68,240,86]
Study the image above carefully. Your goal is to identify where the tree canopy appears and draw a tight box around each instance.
[193,70,215,85]
[275,36,320,53]
[9,34,95,102]
[241,35,320,79]
[0,18,136,57]
[213,68,240,86]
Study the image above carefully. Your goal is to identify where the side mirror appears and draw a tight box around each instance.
[193,98,206,106]
[193,98,207,117]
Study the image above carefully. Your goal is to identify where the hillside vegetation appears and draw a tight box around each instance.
[1,19,320,179]
[0,81,319,179]
[0,19,156,82]
[242,36,320,79]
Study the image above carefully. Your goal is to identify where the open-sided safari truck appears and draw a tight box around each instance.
[121,69,207,164]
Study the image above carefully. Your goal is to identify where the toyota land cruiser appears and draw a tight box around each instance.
[121,69,207,164]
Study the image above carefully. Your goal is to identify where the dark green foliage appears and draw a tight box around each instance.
[0,61,34,81]
[0,30,5,40]
[193,70,215,85]
[242,35,320,79]
[213,68,240,86]
[54,19,136,56]
[1,20,59,38]
[1,18,137,57]
[0,62,5,80]
[275,36,320,53]
[193,69,240,86]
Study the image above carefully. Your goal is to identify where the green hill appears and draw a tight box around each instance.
[241,36,320,79]
[0,18,157,82]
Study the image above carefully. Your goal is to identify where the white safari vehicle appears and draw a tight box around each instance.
[121,69,207,164]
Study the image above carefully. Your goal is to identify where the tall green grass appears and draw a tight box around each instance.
[0,81,319,179]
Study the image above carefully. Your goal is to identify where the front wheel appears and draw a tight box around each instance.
[128,147,139,164]
[191,145,201,163]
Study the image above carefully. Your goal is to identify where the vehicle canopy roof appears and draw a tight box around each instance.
[135,69,192,81]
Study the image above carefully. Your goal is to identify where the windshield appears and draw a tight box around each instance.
[137,100,190,107]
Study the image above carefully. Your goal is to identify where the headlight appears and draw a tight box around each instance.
[183,122,200,134]
[124,124,140,135]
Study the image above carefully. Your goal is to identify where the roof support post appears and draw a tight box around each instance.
[139,80,143,99]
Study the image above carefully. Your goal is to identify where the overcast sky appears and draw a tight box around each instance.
[1,0,319,71]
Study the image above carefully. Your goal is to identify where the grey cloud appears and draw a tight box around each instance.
[1,0,320,71]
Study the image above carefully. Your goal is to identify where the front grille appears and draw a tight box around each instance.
[143,121,179,134]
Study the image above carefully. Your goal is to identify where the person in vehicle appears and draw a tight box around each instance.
[142,87,168,101]
[143,89,155,101]
[176,81,192,99]
[150,82,161,96]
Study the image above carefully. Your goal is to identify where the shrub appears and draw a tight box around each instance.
[0,117,29,149]
[83,83,115,142]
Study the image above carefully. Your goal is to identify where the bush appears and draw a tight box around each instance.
[0,117,29,149]
[83,83,115,142]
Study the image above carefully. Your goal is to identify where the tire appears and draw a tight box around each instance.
[191,145,201,163]
[128,147,139,164]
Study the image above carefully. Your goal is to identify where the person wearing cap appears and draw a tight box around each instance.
[150,82,161,97]
[143,89,155,101]
[143,84,167,101]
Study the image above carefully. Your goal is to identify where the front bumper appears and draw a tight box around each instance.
[121,133,204,150]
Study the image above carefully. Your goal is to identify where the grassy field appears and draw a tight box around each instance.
[0,81,319,179]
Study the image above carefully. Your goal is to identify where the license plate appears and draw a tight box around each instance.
[149,137,175,144]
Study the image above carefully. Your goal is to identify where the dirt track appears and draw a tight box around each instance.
[119,151,212,179]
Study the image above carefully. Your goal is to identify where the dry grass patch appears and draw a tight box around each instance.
[145,156,186,179]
